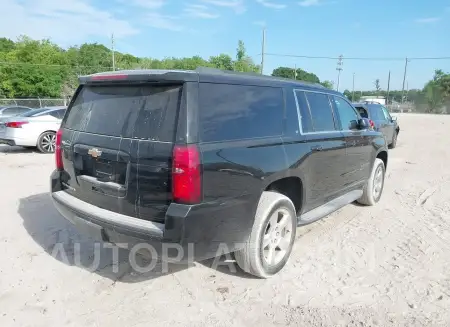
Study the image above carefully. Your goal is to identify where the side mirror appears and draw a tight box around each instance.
[391,116,397,122]
[358,118,370,130]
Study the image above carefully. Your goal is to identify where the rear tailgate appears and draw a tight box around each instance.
[60,83,183,223]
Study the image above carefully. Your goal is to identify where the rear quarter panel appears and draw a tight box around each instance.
[199,137,287,246]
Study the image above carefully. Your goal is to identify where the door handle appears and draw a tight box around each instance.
[311,145,323,152]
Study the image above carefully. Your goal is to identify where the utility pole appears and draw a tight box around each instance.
[401,57,408,103]
[336,55,343,92]
[386,70,391,105]
[260,27,266,75]
[111,33,116,71]
[352,73,355,101]
[294,64,297,80]
[405,81,409,103]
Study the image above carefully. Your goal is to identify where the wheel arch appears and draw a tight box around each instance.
[375,149,388,170]
[262,174,304,216]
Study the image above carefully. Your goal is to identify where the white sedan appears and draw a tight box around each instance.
[0,106,66,153]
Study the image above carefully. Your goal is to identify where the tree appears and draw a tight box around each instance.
[233,40,260,73]
[374,79,381,93]
[271,66,320,84]
[343,89,352,100]
[0,37,261,98]
[422,69,450,113]
[320,80,334,89]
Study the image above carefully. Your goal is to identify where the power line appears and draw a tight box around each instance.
[264,53,450,61]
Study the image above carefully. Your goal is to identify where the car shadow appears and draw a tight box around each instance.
[17,193,192,283]
[0,145,37,153]
[198,256,257,279]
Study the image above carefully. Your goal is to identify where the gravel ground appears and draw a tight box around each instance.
[1,113,449,327]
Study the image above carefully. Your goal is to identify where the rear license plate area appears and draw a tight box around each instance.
[94,159,113,180]
[74,217,106,241]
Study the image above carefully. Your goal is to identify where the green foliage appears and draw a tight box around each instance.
[1,35,448,114]
[0,36,260,98]
[271,66,320,84]
[422,69,450,113]
[320,80,334,89]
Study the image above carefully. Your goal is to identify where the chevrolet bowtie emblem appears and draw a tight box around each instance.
[88,148,102,158]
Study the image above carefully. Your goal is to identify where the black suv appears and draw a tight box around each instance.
[50,68,388,278]
[353,102,400,148]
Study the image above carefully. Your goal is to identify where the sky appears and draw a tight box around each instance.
[1,0,450,90]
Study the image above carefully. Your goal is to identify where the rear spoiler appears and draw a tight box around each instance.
[78,70,199,84]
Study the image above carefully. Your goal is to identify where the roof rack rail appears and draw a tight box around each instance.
[195,66,262,77]
[195,66,326,88]
[195,67,223,73]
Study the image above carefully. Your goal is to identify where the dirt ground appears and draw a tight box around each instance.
[1,113,449,327]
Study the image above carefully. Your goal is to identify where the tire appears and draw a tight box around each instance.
[234,191,297,278]
[37,131,56,153]
[389,131,398,149]
[357,158,385,206]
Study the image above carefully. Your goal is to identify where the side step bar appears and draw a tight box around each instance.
[297,189,363,226]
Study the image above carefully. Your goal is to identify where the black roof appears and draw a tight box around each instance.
[80,67,341,95]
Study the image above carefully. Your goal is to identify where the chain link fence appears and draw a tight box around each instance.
[0,98,68,108]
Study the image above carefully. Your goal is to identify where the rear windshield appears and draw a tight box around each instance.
[21,108,51,117]
[64,84,182,141]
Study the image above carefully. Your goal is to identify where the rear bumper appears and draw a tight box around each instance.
[52,190,165,240]
[0,131,37,146]
[0,127,38,146]
[50,170,256,261]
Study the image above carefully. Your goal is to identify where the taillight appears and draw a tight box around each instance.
[172,145,201,204]
[369,120,375,129]
[91,74,128,81]
[5,121,28,128]
[55,128,63,170]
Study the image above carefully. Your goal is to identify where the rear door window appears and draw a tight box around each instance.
[49,109,66,119]
[199,83,284,142]
[304,91,336,132]
[368,104,385,121]
[64,85,182,141]
[294,90,314,133]
[380,106,392,121]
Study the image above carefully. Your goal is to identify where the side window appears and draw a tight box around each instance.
[49,110,59,119]
[304,92,336,132]
[49,109,66,119]
[369,105,385,121]
[332,96,360,130]
[381,106,392,121]
[199,83,284,142]
[294,91,313,133]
